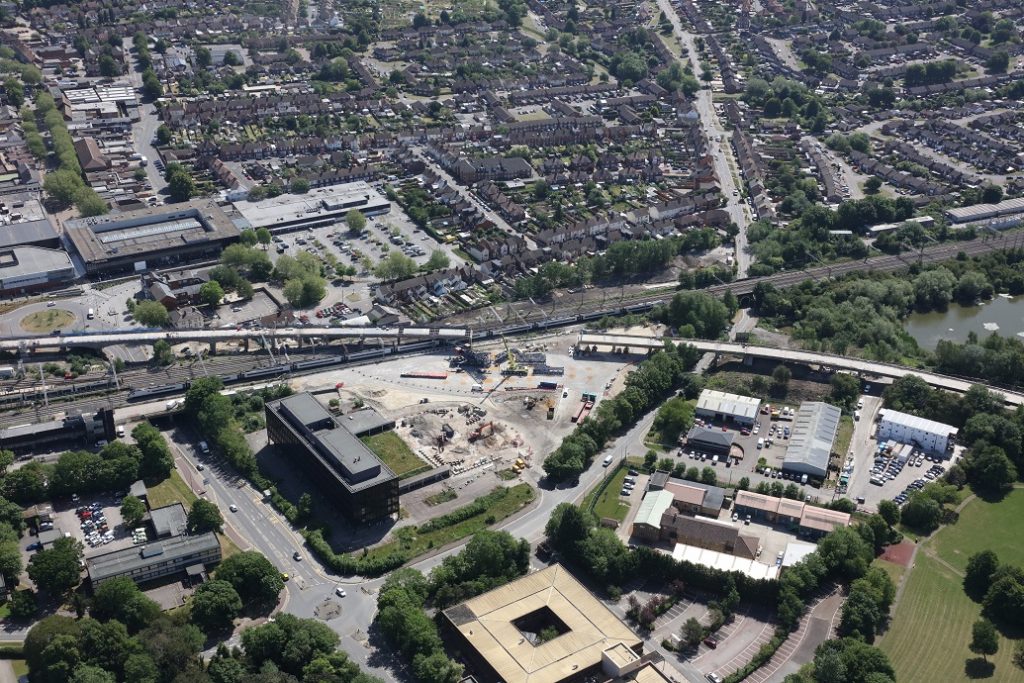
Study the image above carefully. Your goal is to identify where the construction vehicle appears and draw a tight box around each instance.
[500,336,529,377]
[545,397,555,420]
[524,396,536,409]
[468,421,494,442]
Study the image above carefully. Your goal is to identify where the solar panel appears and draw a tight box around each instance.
[99,218,202,244]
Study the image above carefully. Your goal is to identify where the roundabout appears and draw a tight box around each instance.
[19,308,76,334]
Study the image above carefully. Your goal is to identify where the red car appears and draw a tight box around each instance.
[703,637,718,649]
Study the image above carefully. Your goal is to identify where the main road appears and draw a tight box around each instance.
[656,0,751,277]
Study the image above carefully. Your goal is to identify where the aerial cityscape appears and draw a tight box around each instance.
[0,0,1022,681]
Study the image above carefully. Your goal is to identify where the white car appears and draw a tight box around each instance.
[229,504,238,512]
[335,587,347,598]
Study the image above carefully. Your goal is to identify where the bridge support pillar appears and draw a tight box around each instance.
[297,336,304,349]
[243,338,250,352]
[209,341,217,355]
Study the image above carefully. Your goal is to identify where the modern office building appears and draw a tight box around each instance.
[232,181,390,233]
[877,409,957,456]
[265,393,400,523]
[695,389,761,427]
[64,199,240,275]
[86,531,221,587]
[782,402,841,480]
[441,564,645,683]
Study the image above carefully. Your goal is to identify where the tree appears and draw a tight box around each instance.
[970,619,999,660]
[700,467,717,486]
[151,339,173,366]
[120,496,146,528]
[155,124,173,146]
[165,163,195,202]
[199,281,225,307]
[345,209,366,233]
[222,50,242,66]
[681,617,703,647]
[652,397,695,443]
[189,579,241,632]
[964,550,1000,601]
[772,365,792,393]
[27,537,83,595]
[242,613,340,676]
[374,252,418,281]
[864,177,883,194]
[9,589,37,620]
[133,300,170,327]
[290,178,310,194]
[43,169,86,204]
[187,499,223,534]
[215,551,284,605]
[982,566,1024,627]
[900,493,942,533]
[90,578,161,634]
[423,250,450,271]
[133,422,174,481]
[877,500,900,528]
[986,51,1010,74]
[967,446,1017,493]
[195,46,212,68]
[141,68,162,99]
[98,54,120,77]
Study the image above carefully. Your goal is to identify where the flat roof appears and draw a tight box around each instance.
[87,531,219,583]
[0,218,58,249]
[339,407,396,437]
[783,402,841,475]
[670,543,779,580]
[0,245,74,281]
[696,389,761,420]
[149,502,187,538]
[267,392,396,493]
[443,564,641,683]
[878,409,958,438]
[232,181,389,229]
[781,541,817,568]
[946,196,1024,222]
[64,200,239,265]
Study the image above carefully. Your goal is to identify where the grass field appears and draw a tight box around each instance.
[361,432,429,479]
[835,415,854,459]
[931,489,1024,573]
[583,464,631,522]
[880,491,1024,682]
[361,484,535,563]
[146,471,198,509]
[871,557,907,587]
[20,309,75,333]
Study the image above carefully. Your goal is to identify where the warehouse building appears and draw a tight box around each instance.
[782,402,842,480]
[683,426,734,456]
[733,491,851,540]
[945,197,1024,224]
[0,245,76,296]
[64,199,240,275]
[877,409,957,456]
[441,564,646,683]
[232,181,390,233]
[695,389,761,427]
[86,531,221,587]
[265,393,399,523]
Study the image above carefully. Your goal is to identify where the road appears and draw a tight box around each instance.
[656,0,751,277]
[578,332,1024,406]
[410,145,538,250]
[120,37,169,195]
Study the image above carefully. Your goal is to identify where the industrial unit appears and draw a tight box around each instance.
[695,389,761,427]
[0,245,76,296]
[86,532,221,587]
[264,393,399,524]
[781,402,842,480]
[877,409,958,456]
[64,199,240,275]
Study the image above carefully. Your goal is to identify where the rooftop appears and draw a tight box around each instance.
[267,392,395,493]
[686,426,735,449]
[64,200,239,266]
[232,181,389,229]
[443,564,641,683]
[338,407,396,437]
[670,543,779,580]
[878,409,958,437]
[149,502,188,538]
[86,531,219,584]
[696,389,761,420]
[783,402,841,473]
[0,245,74,280]
[633,490,674,528]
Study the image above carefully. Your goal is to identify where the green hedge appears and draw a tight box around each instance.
[0,644,24,659]
[721,628,788,683]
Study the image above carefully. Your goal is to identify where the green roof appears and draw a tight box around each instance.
[633,489,674,528]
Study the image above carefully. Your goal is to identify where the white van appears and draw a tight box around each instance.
[757,438,764,449]
[800,473,808,485]
[87,308,95,319]
[602,455,613,467]
[116,425,125,438]
[471,383,483,392]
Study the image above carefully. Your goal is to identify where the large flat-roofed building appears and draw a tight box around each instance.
[945,197,1024,224]
[64,199,240,275]
[0,245,76,296]
[442,564,644,683]
[265,393,399,523]
[695,389,761,427]
[86,531,221,587]
[877,408,957,456]
[233,181,390,233]
[733,491,851,540]
[782,402,841,480]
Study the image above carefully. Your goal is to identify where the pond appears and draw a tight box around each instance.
[903,294,1024,351]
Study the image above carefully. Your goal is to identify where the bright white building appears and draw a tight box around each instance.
[877,409,957,456]
[695,389,761,427]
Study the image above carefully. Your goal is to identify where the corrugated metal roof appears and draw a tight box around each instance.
[783,402,841,476]
[633,490,674,527]
[696,389,761,420]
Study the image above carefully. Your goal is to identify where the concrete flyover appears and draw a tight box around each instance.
[577,332,1024,407]
[0,325,472,352]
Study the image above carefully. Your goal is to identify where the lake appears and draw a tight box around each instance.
[904,295,1024,351]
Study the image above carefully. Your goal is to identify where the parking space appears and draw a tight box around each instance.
[54,493,133,556]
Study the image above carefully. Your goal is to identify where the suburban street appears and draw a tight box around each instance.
[655,0,752,278]
[120,36,169,196]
